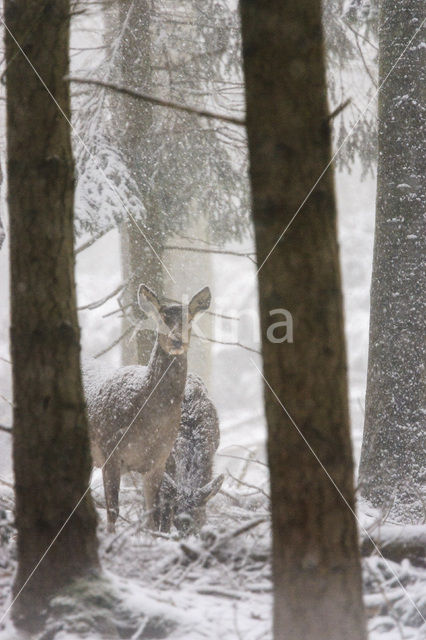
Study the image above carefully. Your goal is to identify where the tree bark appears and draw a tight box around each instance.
[358,0,425,521]
[0,216,4,252]
[240,2,367,639]
[5,0,99,630]
[109,0,164,366]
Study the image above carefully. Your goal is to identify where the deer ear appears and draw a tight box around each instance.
[138,284,161,317]
[197,474,224,505]
[188,286,211,319]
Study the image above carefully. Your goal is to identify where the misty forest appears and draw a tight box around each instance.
[0,0,425,639]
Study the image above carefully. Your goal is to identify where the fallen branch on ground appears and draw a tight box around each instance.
[361,523,426,567]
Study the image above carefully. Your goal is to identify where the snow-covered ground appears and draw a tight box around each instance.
[1,475,425,639]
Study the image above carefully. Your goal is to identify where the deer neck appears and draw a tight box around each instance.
[144,336,187,403]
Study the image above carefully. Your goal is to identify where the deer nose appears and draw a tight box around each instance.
[175,513,193,535]
[171,337,182,349]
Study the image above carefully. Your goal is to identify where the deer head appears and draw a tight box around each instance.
[138,285,211,356]
[161,472,224,535]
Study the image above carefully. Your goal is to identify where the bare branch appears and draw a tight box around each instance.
[165,298,239,322]
[227,469,270,502]
[0,424,12,434]
[327,98,352,122]
[354,34,378,88]
[0,393,13,407]
[75,225,115,254]
[340,18,379,51]
[192,332,261,355]
[196,587,242,600]
[78,282,126,311]
[165,244,257,263]
[216,452,268,468]
[210,517,269,553]
[67,76,246,127]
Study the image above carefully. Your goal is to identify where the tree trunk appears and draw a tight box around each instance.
[240,2,367,639]
[0,216,4,252]
[111,0,164,366]
[5,0,99,630]
[358,0,425,521]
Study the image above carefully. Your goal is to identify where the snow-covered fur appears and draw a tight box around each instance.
[158,374,223,535]
[83,339,188,535]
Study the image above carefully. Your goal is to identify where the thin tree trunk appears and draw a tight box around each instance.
[111,0,164,365]
[240,2,367,639]
[5,0,99,630]
[358,0,425,521]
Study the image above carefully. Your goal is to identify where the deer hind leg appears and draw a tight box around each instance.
[144,466,165,530]
[102,457,121,533]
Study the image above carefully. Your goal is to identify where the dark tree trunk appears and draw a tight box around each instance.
[240,2,367,639]
[359,0,425,521]
[5,0,99,630]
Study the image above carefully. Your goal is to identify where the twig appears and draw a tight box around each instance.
[68,76,246,126]
[216,452,268,467]
[354,33,377,87]
[0,424,12,434]
[138,527,178,541]
[165,244,257,263]
[131,617,148,640]
[165,298,239,322]
[210,517,268,553]
[227,470,270,502]
[0,394,13,407]
[327,98,352,122]
[196,587,242,600]
[102,302,133,319]
[192,332,261,355]
[0,356,11,365]
[75,225,115,254]
[340,18,379,51]
[175,232,222,247]
[364,562,407,639]
[94,326,133,359]
[78,282,126,311]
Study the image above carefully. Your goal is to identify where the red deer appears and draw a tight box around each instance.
[159,373,224,535]
[84,285,211,533]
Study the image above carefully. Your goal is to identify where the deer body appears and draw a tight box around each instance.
[84,285,211,532]
[159,373,224,535]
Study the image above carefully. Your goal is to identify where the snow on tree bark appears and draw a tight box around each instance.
[111,0,165,365]
[0,217,4,252]
[4,0,99,630]
[359,0,426,521]
[240,1,367,639]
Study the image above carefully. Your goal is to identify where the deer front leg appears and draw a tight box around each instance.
[144,466,165,530]
[102,457,121,533]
